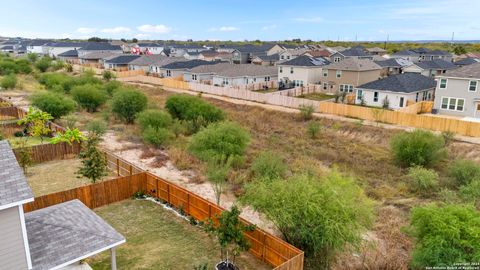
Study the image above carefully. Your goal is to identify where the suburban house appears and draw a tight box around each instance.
[127,55,177,72]
[57,49,80,64]
[230,44,276,64]
[375,58,412,77]
[182,51,202,60]
[366,47,387,56]
[104,55,142,70]
[198,50,233,62]
[453,58,479,68]
[321,58,382,93]
[0,140,125,270]
[355,73,436,109]
[77,43,122,58]
[169,44,209,58]
[302,49,332,58]
[80,51,120,67]
[403,59,457,77]
[25,40,52,55]
[390,48,453,63]
[251,54,279,66]
[210,64,277,87]
[183,62,233,83]
[433,62,480,119]
[157,59,216,78]
[136,43,165,55]
[148,57,188,75]
[277,55,331,88]
[278,48,309,61]
[329,47,374,63]
[42,42,90,58]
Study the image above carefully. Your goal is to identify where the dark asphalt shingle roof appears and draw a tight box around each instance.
[26,200,125,270]
[416,59,456,70]
[279,55,330,66]
[375,58,405,68]
[105,55,141,64]
[0,140,34,208]
[162,59,216,69]
[454,58,479,66]
[339,48,369,57]
[358,73,436,93]
[79,43,122,51]
[57,49,78,57]
[445,62,480,79]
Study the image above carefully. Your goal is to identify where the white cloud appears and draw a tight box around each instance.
[135,33,150,39]
[208,26,239,32]
[293,17,323,23]
[101,26,131,34]
[261,24,277,31]
[137,24,171,34]
[77,27,97,34]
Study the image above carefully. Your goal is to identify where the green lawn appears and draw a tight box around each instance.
[88,200,271,270]
[7,136,52,148]
[298,92,334,101]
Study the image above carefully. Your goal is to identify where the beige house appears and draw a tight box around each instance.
[321,58,382,93]
[277,55,330,88]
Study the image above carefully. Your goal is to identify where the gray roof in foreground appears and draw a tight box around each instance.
[416,59,457,70]
[26,200,125,270]
[358,73,436,93]
[279,55,330,67]
[0,140,33,208]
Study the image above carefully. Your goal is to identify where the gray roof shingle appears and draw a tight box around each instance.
[416,59,457,70]
[57,49,78,57]
[0,140,34,208]
[444,62,480,79]
[161,59,216,70]
[326,58,382,71]
[357,73,436,93]
[105,55,141,64]
[279,55,330,67]
[26,200,125,270]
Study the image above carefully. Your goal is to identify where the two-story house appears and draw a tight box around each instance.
[355,73,436,109]
[390,48,453,63]
[277,55,330,88]
[403,59,457,77]
[321,58,382,93]
[0,140,125,270]
[375,58,412,77]
[329,47,374,63]
[77,43,123,58]
[433,62,480,119]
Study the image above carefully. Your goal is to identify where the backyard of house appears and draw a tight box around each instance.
[88,199,271,270]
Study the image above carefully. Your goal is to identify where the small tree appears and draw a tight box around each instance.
[71,84,107,112]
[206,206,255,269]
[77,133,107,183]
[382,96,390,109]
[14,138,33,174]
[18,107,53,142]
[307,121,321,139]
[359,95,366,106]
[111,88,148,124]
[1,73,17,89]
[371,108,385,126]
[30,92,76,119]
[206,156,232,205]
[102,70,115,81]
[298,104,314,121]
[390,130,446,167]
[51,128,87,145]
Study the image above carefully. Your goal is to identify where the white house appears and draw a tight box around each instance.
[211,64,277,87]
[355,73,436,109]
[277,55,330,88]
[403,59,457,77]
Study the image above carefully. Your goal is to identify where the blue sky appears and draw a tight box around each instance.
[1,0,479,41]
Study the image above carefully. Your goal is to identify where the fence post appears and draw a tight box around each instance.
[116,158,120,176]
[129,165,132,176]
[167,184,171,203]
[186,193,190,215]
[262,232,267,262]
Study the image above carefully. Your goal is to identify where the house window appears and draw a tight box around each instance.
[339,84,353,92]
[279,67,283,73]
[415,93,419,102]
[281,55,284,60]
[356,89,363,101]
[323,82,328,90]
[374,92,379,102]
[287,56,290,60]
[166,70,171,77]
[290,67,294,74]
[469,81,477,92]
[322,69,328,77]
[223,78,229,85]
[439,78,447,89]
[336,70,342,78]
[441,97,465,111]
[192,74,197,80]
[294,80,304,87]
[334,57,341,62]
[265,76,270,82]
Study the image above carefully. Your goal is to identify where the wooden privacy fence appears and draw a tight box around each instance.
[144,172,304,269]
[0,106,21,120]
[0,122,24,137]
[398,101,434,114]
[114,69,145,78]
[13,142,81,163]
[318,102,480,137]
[22,173,147,212]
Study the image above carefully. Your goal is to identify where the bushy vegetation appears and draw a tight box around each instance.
[406,166,439,197]
[30,92,76,119]
[306,121,321,139]
[39,72,102,93]
[85,120,107,136]
[1,73,17,89]
[251,151,287,180]
[111,88,147,124]
[188,122,249,164]
[136,109,172,131]
[299,104,314,121]
[71,84,107,112]
[103,80,122,96]
[77,134,107,183]
[0,56,32,75]
[390,130,446,167]
[35,57,52,72]
[407,204,480,268]
[448,159,480,186]
[242,172,374,268]
[142,126,173,147]
[165,94,224,132]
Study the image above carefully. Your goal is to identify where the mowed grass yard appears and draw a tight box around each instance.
[297,92,334,101]
[27,158,117,196]
[88,200,271,270]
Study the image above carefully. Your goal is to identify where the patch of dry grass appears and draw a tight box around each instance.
[27,158,117,196]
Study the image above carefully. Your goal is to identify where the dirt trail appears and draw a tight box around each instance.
[100,132,279,236]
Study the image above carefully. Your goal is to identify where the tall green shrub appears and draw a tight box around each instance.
[111,88,147,124]
[30,92,76,119]
[448,159,480,186]
[406,166,439,197]
[136,109,172,131]
[71,84,107,112]
[407,204,480,268]
[1,74,17,89]
[251,151,287,180]
[390,130,446,167]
